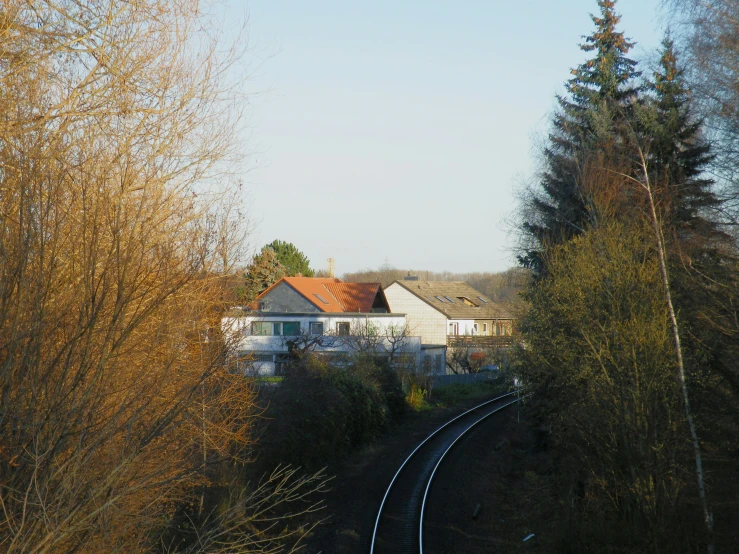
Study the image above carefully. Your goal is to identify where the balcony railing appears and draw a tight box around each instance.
[446,335,516,349]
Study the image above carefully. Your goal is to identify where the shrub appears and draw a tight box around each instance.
[405,383,430,411]
[254,356,404,472]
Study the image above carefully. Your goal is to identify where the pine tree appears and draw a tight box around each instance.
[644,37,721,242]
[521,0,640,271]
[265,239,315,277]
[645,36,739,430]
[239,248,286,302]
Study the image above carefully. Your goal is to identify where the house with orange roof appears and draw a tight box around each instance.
[248,277,391,314]
[223,277,422,375]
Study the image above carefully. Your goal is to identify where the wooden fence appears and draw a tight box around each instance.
[446,335,516,348]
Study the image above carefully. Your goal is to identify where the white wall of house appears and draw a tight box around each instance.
[222,313,420,376]
[383,283,448,345]
[421,345,447,375]
[447,319,476,336]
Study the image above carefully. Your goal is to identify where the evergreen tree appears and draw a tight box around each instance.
[644,37,721,242]
[522,0,640,271]
[265,240,315,277]
[239,248,286,302]
[645,37,739,419]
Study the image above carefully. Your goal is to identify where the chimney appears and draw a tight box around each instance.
[327,258,335,278]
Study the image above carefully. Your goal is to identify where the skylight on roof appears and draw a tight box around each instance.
[314,293,330,304]
[478,296,489,303]
[445,296,455,303]
[435,296,446,302]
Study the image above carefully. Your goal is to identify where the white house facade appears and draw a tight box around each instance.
[384,280,516,374]
[223,312,420,375]
[222,277,424,376]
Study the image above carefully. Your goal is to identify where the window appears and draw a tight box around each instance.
[458,296,477,307]
[435,296,446,302]
[473,323,479,334]
[337,322,350,336]
[258,301,267,310]
[478,296,489,304]
[314,293,330,304]
[251,321,299,336]
[253,353,273,362]
[444,296,455,303]
[483,323,488,334]
[448,322,458,335]
[251,322,272,335]
[309,322,324,335]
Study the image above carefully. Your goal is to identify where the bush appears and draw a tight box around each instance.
[405,383,430,410]
[254,356,405,472]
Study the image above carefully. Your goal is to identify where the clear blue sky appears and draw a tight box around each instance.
[233,0,666,275]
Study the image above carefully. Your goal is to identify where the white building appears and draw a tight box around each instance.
[223,277,422,375]
[383,280,516,374]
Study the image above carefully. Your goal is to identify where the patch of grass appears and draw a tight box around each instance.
[256,375,284,384]
[405,384,431,411]
[430,381,510,408]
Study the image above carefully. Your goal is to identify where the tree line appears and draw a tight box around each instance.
[515,0,739,551]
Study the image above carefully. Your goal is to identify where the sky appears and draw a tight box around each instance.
[231,0,667,275]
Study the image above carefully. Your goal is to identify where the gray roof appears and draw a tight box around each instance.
[388,280,515,320]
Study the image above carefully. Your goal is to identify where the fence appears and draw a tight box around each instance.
[446,335,516,348]
[433,372,493,387]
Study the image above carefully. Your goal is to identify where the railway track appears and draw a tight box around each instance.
[370,390,521,553]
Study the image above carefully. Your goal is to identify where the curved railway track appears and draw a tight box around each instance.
[370,390,521,553]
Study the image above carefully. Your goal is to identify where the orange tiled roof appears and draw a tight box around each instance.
[253,277,384,313]
[281,277,345,312]
[324,282,381,312]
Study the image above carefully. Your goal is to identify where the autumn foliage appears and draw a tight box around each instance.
[0,2,322,552]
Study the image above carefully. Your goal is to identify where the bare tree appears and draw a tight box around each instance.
[282,329,339,358]
[670,0,739,225]
[344,319,415,365]
[0,2,320,552]
[172,467,331,554]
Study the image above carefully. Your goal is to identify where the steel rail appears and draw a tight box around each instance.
[418,396,521,553]
[369,390,518,554]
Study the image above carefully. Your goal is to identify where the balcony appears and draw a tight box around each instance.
[446,335,516,349]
